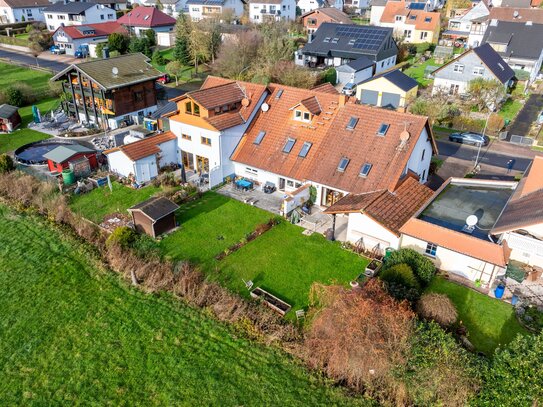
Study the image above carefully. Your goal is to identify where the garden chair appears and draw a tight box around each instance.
[242,279,254,290]
[295,310,305,320]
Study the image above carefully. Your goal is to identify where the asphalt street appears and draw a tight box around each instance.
[0,49,68,72]
[436,139,533,172]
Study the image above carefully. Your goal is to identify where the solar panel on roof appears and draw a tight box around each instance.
[409,2,426,9]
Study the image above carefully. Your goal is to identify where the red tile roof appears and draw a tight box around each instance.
[400,218,510,266]
[311,82,339,94]
[117,6,176,27]
[489,7,543,24]
[381,0,440,31]
[56,22,127,40]
[104,131,176,161]
[231,84,434,195]
[325,175,434,234]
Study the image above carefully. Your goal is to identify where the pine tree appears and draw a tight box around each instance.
[173,14,191,65]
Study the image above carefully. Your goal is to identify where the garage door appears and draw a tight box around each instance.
[360,90,378,106]
[380,92,401,109]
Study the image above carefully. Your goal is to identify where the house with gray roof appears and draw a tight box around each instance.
[335,55,374,86]
[44,2,117,32]
[52,53,163,130]
[431,43,515,97]
[295,23,398,73]
[482,19,543,84]
[186,0,244,21]
[0,0,50,23]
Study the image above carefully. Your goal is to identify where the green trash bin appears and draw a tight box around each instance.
[62,169,75,185]
[384,247,395,261]
[504,119,510,126]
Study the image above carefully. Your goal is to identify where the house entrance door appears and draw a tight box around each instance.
[278,177,286,191]
[182,151,194,170]
[196,155,209,174]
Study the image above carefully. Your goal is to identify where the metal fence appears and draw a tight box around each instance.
[510,135,535,146]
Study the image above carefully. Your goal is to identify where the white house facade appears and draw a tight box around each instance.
[44,3,116,32]
[248,0,295,23]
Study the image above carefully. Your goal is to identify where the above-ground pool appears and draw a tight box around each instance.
[15,140,79,165]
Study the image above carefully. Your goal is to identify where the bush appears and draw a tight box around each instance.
[383,248,436,286]
[379,263,421,301]
[0,154,15,174]
[25,24,33,33]
[132,233,161,259]
[417,293,458,327]
[106,226,137,249]
[321,67,336,85]
[4,87,23,107]
[152,49,166,66]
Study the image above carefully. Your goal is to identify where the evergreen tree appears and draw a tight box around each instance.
[173,14,191,65]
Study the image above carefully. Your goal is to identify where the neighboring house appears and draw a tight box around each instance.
[324,175,434,253]
[344,0,370,14]
[52,22,127,57]
[0,104,21,132]
[369,0,387,25]
[117,6,175,37]
[431,43,515,97]
[482,20,543,84]
[335,55,374,86]
[378,0,441,44]
[43,144,98,173]
[356,69,418,110]
[168,76,269,187]
[52,53,163,130]
[104,131,178,183]
[128,196,179,237]
[248,0,296,23]
[186,0,244,21]
[491,0,531,7]
[297,0,343,15]
[44,2,117,32]
[295,23,398,73]
[0,0,49,23]
[492,157,543,271]
[488,6,543,24]
[399,177,516,286]
[230,83,437,210]
[442,1,489,47]
[92,0,128,11]
[301,7,352,35]
[143,0,187,17]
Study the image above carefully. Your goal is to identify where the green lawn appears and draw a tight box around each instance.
[70,181,163,223]
[160,191,272,268]
[0,204,367,405]
[404,58,441,87]
[218,222,368,314]
[152,48,195,77]
[426,277,528,355]
[0,61,52,96]
[0,98,58,154]
[499,98,523,122]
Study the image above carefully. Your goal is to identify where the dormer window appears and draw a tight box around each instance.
[185,101,200,117]
[294,110,311,122]
[337,157,350,172]
[283,138,296,153]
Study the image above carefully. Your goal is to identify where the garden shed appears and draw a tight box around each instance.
[43,144,98,174]
[128,196,179,238]
[0,104,21,132]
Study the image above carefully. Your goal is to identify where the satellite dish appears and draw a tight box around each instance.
[241,98,250,107]
[112,67,119,76]
[513,10,519,18]
[261,103,269,112]
[466,215,478,227]
[399,130,410,142]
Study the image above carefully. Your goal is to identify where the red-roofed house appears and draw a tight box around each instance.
[52,22,127,57]
[117,6,176,37]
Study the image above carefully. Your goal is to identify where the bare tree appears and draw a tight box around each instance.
[212,30,262,80]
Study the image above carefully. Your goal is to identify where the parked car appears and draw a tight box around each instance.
[50,45,65,55]
[74,45,89,58]
[342,82,357,96]
[156,74,170,85]
[449,132,490,146]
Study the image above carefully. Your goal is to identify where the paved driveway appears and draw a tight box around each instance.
[509,92,543,137]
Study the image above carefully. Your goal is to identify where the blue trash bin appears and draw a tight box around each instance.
[494,284,505,299]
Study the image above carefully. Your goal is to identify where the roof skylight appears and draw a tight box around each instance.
[298,141,312,158]
[359,163,372,177]
[346,116,359,130]
[282,138,296,153]
[337,157,350,172]
[254,131,266,145]
[377,123,389,136]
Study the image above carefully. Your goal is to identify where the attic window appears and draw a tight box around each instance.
[283,138,296,153]
[144,15,149,20]
[298,141,312,158]
[337,157,350,172]
[359,163,372,177]
[410,15,417,20]
[331,37,339,43]
[254,131,266,145]
[424,17,431,22]
[294,110,311,122]
[276,89,284,99]
[348,39,355,45]
[377,123,389,136]
[323,37,331,42]
[346,117,359,130]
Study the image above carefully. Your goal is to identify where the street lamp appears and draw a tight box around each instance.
[474,109,493,169]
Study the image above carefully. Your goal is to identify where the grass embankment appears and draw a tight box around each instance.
[69,181,164,223]
[0,63,58,153]
[426,277,528,355]
[0,204,367,405]
[160,191,368,314]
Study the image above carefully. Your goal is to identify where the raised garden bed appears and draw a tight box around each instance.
[250,287,291,316]
[365,259,382,277]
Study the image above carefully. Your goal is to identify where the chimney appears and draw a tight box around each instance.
[339,94,347,107]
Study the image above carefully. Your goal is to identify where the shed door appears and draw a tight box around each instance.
[380,92,401,109]
[360,90,378,106]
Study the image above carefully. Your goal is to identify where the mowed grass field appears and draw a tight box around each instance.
[0,62,52,96]
[0,204,367,405]
[70,182,164,223]
[426,277,528,355]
